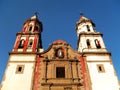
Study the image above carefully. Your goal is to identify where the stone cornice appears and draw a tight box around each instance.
[79,32,103,36]
[9,52,37,55]
[79,52,111,56]
[16,32,40,36]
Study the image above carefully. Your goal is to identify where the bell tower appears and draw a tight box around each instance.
[13,14,43,53]
[76,15,106,53]
[76,15,119,90]
[1,14,43,90]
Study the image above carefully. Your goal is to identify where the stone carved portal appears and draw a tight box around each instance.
[34,40,89,90]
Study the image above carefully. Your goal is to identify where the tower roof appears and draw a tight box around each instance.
[31,15,37,19]
[77,15,95,27]
[79,15,90,22]
[24,13,41,25]
[31,12,39,19]
[23,13,43,32]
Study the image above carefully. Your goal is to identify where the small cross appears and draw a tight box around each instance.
[34,12,39,17]
[80,13,84,16]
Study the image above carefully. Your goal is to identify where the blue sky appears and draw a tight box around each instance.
[0,0,120,83]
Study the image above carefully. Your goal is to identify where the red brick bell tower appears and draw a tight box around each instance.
[13,13,43,53]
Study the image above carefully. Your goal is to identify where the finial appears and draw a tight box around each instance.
[34,12,39,17]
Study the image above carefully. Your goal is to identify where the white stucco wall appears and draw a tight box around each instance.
[1,62,35,90]
[1,54,36,90]
[86,54,110,61]
[9,54,36,61]
[87,62,119,90]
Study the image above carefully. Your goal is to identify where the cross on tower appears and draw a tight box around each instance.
[34,12,39,17]
[80,13,84,16]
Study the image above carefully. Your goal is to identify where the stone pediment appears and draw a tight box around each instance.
[41,40,81,60]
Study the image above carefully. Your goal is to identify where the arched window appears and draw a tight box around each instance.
[28,39,33,48]
[18,39,25,48]
[28,25,32,31]
[86,39,91,48]
[86,25,90,32]
[34,26,39,32]
[95,39,101,48]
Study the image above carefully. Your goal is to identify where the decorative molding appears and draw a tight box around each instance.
[41,82,82,86]
[43,59,79,62]
[9,61,36,63]
[9,52,37,55]
[87,60,111,63]
[80,51,111,56]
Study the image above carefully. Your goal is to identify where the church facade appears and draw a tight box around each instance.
[0,14,119,90]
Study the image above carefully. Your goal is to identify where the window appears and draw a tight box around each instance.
[18,39,25,48]
[86,39,91,48]
[28,39,33,48]
[16,65,24,74]
[28,25,32,31]
[95,39,101,49]
[34,26,39,31]
[56,67,65,78]
[86,25,90,32]
[18,67,22,71]
[97,64,105,73]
